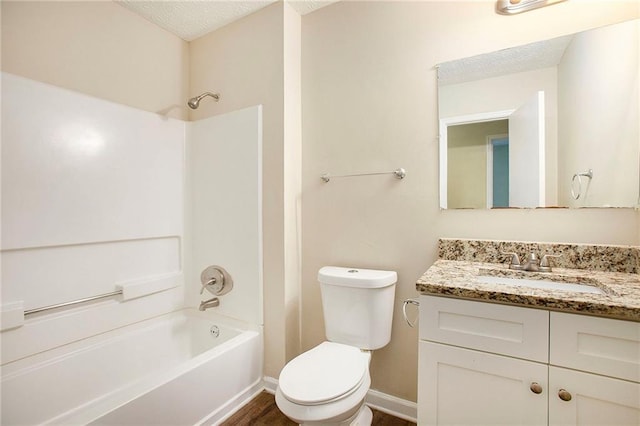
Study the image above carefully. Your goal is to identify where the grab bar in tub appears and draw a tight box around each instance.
[1,272,183,330]
[22,272,183,317]
[24,290,124,316]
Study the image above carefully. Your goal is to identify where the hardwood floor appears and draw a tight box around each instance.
[220,391,416,426]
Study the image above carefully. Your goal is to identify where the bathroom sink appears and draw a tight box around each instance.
[476,274,606,295]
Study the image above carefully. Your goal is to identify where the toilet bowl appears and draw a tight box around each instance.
[275,266,397,426]
[275,342,372,425]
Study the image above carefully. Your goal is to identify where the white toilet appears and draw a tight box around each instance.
[275,266,397,425]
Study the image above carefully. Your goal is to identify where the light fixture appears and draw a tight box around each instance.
[496,0,568,15]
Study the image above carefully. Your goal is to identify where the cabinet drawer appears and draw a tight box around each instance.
[420,295,549,362]
[550,312,640,382]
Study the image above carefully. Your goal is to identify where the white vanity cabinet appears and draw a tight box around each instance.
[417,295,640,426]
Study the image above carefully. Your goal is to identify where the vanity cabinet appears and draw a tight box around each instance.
[418,295,640,425]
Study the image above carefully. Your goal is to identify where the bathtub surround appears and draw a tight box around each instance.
[1,73,265,423]
[185,106,264,325]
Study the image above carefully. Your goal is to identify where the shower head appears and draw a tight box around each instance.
[187,92,220,109]
[187,98,200,109]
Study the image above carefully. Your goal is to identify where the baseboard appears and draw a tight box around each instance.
[263,375,278,394]
[365,388,417,423]
[262,376,417,423]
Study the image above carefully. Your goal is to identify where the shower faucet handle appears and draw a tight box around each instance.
[200,265,233,296]
[200,277,217,294]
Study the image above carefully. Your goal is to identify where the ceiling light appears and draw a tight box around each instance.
[496,0,568,15]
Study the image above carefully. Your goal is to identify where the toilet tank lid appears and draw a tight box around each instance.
[318,266,397,288]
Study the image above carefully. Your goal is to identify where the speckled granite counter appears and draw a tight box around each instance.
[416,239,640,322]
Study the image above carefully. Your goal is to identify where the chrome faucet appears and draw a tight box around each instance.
[522,252,541,271]
[502,252,560,272]
[199,296,220,311]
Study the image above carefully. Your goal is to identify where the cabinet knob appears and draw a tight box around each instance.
[530,382,543,394]
[558,389,572,401]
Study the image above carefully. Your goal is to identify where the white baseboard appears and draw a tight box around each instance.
[263,375,278,394]
[365,388,417,423]
[262,376,417,423]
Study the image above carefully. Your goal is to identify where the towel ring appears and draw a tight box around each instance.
[570,169,593,200]
[402,298,420,328]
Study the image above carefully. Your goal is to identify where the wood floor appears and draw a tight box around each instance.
[220,391,416,426]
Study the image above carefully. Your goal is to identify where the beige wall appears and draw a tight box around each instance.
[283,3,303,361]
[1,1,189,119]
[189,2,302,378]
[302,0,639,402]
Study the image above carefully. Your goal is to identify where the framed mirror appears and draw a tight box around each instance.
[438,19,639,209]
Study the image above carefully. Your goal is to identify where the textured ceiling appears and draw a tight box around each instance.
[437,34,574,86]
[116,0,339,42]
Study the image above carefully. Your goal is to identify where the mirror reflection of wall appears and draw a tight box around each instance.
[558,20,639,208]
[448,120,508,209]
[438,19,639,209]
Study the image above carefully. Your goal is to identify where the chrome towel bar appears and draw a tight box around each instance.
[24,290,123,316]
[321,167,406,183]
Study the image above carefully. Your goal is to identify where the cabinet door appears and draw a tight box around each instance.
[549,366,640,426]
[418,341,548,425]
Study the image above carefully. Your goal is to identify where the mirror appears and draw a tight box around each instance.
[438,19,639,209]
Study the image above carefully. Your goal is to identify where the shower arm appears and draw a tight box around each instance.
[195,92,219,102]
[188,92,220,109]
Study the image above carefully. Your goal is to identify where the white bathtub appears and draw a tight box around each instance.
[1,309,263,425]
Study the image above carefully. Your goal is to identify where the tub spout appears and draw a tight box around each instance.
[199,297,220,311]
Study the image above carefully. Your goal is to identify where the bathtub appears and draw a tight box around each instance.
[1,309,263,425]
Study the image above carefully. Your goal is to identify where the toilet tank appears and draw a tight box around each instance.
[318,266,397,350]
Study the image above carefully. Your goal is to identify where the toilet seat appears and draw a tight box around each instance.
[279,341,369,405]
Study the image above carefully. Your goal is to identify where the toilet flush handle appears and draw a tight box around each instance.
[402,299,420,328]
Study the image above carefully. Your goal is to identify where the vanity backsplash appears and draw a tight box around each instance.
[438,238,640,274]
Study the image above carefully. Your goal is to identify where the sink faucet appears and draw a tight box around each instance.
[502,252,560,272]
[199,296,220,311]
[522,252,541,271]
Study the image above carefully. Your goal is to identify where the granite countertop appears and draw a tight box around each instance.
[416,259,640,322]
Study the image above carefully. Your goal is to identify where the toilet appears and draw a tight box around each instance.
[275,266,397,425]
